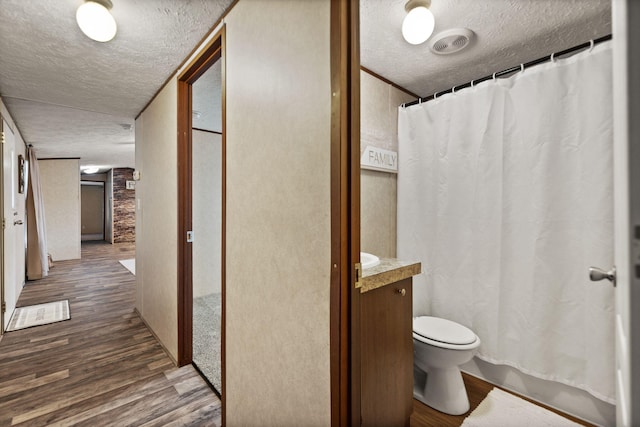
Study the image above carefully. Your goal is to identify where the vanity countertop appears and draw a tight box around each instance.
[361,258,421,293]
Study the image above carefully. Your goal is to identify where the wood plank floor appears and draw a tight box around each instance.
[0,241,597,426]
[410,372,594,427]
[0,242,221,427]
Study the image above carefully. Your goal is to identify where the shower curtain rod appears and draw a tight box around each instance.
[402,34,612,108]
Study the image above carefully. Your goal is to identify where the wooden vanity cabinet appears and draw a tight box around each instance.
[360,278,413,427]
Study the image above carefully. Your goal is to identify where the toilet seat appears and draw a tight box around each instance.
[413,316,479,350]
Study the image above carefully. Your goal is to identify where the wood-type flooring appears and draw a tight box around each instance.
[0,241,596,427]
[0,242,220,426]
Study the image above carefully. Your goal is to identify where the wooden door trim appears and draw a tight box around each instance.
[0,116,4,335]
[330,0,360,425]
[176,30,226,424]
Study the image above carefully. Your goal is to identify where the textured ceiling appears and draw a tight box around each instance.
[0,0,612,171]
[361,0,611,98]
[0,0,233,171]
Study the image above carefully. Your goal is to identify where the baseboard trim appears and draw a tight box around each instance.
[134,308,178,367]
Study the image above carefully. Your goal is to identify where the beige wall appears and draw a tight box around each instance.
[135,0,332,424]
[192,130,221,298]
[360,71,415,258]
[135,80,179,359]
[39,159,81,261]
[224,1,331,424]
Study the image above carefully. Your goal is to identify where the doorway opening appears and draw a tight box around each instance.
[177,29,225,400]
[80,181,105,242]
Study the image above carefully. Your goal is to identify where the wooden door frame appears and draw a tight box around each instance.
[0,117,5,335]
[330,0,361,425]
[176,24,226,402]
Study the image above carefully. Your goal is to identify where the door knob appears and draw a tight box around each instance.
[589,266,616,287]
[13,220,23,225]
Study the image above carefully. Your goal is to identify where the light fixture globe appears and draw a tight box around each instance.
[82,166,100,174]
[76,0,117,42]
[402,0,435,45]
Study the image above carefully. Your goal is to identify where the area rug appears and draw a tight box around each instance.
[7,300,70,332]
[461,388,581,426]
[119,259,136,275]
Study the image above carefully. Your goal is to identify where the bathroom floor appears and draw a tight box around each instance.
[409,373,594,427]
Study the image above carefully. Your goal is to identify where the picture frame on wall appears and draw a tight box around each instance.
[18,154,25,194]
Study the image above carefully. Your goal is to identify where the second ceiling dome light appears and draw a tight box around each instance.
[402,0,435,45]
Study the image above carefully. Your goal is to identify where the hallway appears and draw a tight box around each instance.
[0,242,221,426]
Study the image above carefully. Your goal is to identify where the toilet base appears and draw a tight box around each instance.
[413,366,470,415]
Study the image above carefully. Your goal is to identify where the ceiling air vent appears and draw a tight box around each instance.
[429,28,475,55]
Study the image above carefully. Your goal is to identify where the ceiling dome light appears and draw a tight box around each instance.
[402,0,435,45]
[82,166,100,174]
[76,0,117,43]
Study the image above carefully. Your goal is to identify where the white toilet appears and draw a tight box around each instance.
[413,316,481,415]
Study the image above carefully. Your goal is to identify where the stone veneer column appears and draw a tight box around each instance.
[113,168,136,243]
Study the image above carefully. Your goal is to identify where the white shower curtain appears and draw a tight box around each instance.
[398,42,614,404]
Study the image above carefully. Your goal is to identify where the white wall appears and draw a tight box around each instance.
[135,0,332,424]
[39,159,81,261]
[360,71,415,258]
[192,130,221,298]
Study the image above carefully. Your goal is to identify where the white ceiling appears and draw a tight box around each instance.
[361,0,611,97]
[0,0,612,171]
[0,0,234,172]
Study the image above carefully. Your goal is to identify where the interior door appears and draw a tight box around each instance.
[2,118,17,329]
[612,0,640,424]
[190,58,223,393]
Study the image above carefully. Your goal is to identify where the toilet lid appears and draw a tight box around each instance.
[413,316,476,345]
